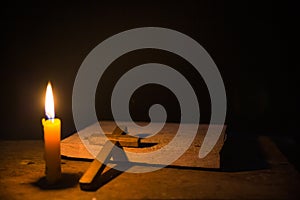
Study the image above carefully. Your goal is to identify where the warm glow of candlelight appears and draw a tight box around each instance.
[42,81,61,183]
[45,82,55,119]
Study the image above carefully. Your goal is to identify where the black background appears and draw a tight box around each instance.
[0,0,298,140]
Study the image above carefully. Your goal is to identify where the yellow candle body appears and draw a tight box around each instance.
[42,118,61,184]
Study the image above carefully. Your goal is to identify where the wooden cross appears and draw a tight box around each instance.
[79,126,137,190]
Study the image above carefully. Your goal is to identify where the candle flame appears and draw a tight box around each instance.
[45,82,55,119]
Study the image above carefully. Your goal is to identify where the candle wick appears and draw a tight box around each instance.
[46,115,55,122]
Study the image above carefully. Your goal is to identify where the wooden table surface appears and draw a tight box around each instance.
[1,136,300,200]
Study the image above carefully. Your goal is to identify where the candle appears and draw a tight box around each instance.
[42,82,61,184]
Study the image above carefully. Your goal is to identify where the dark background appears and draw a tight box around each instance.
[0,0,298,140]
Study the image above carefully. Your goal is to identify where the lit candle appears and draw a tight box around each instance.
[42,82,61,184]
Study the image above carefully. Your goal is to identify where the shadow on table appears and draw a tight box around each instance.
[31,173,82,190]
[220,133,269,172]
